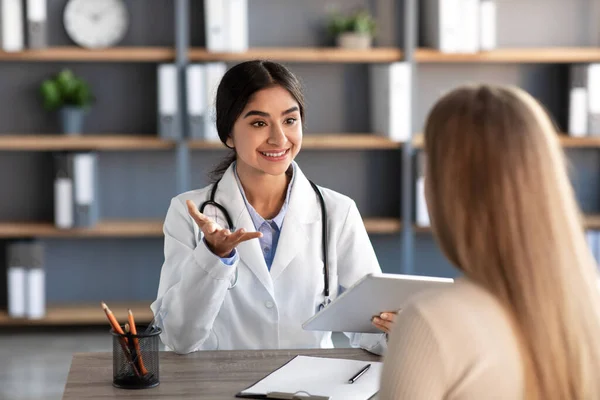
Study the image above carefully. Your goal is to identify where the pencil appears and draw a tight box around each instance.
[101,301,126,337]
[101,302,141,378]
[128,309,148,376]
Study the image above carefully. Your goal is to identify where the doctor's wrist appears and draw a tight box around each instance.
[203,238,235,259]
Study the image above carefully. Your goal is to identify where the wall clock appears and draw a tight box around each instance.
[64,0,129,49]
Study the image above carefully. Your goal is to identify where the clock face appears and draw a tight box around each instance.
[64,0,129,49]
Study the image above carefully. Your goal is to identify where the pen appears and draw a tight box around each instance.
[348,363,371,384]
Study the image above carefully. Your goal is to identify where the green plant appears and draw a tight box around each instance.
[39,69,95,111]
[327,9,377,37]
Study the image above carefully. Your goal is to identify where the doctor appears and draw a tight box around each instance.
[151,60,394,355]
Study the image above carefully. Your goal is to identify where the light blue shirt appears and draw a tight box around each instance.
[217,163,295,270]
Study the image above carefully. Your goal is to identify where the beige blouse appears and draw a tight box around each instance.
[379,278,525,399]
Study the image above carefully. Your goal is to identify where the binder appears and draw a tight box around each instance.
[54,152,75,229]
[236,355,382,400]
[204,62,227,141]
[73,152,99,227]
[186,63,207,139]
[7,242,26,318]
[25,241,45,319]
[369,62,412,143]
[588,64,600,135]
[158,63,182,140]
[422,0,462,53]
[459,0,479,53]
[415,152,430,227]
[479,0,496,51]
[568,64,589,137]
[204,0,227,52]
[1,0,25,52]
[226,0,248,52]
[26,0,47,49]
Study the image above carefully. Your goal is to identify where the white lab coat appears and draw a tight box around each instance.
[151,162,387,355]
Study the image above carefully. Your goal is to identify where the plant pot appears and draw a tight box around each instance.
[336,32,372,49]
[59,106,87,135]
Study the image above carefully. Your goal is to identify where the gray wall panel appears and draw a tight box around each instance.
[98,152,179,220]
[0,63,159,134]
[43,239,163,303]
[415,64,568,132]
[295,151,401,218]
[370,234,403,274]
[413,233,458,278]
[565,150,600,214]
[270,64,371,133]
[0,153,53,221]
[495,0,594,47]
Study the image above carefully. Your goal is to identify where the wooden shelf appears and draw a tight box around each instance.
[585,215,600,229]
[0,220,164,238]
[414,215,600,233]
[0,47,175,62]
[0,218,398,237]
[364,218,402,234]
[188,134,403,150]
[413,224,432,233]
[558,135,600,148]
[188,47,404,63]
[0,135,175,151]
[0,302,153,326]
[412,133,600,149]
[416,47,600,63]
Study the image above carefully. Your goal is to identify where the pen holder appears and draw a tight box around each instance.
[111,325,161,389]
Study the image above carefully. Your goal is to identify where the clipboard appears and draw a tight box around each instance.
[235,355,382,400]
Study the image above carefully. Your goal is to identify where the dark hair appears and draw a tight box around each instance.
[208,60,305,182]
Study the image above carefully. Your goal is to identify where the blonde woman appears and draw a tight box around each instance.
[379,84,600,399]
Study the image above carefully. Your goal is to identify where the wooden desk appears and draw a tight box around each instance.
[62,348,381,399]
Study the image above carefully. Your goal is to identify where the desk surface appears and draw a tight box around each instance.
[62,348,381,399]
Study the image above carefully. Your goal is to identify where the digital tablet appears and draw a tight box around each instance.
[302,272,454,334]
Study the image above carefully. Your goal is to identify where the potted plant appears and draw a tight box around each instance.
[327,9,376,49]
[39,69,94,135]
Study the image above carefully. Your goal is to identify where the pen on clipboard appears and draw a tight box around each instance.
[348,363,371,384]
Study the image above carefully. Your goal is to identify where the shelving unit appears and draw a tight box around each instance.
[2,0,597,327]
[0,302,153,326]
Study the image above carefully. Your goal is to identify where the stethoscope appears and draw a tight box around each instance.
[199,178,332,311]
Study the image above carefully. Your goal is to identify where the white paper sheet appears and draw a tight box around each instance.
[239,356,381,400]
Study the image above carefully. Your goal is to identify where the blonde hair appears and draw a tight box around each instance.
[423,84,600,399]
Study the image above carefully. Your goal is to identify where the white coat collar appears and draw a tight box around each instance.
[214,161,322,293]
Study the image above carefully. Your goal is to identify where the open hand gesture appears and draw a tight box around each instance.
[186,200,262,258]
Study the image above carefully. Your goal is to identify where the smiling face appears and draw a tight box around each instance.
[227,85,303,177]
